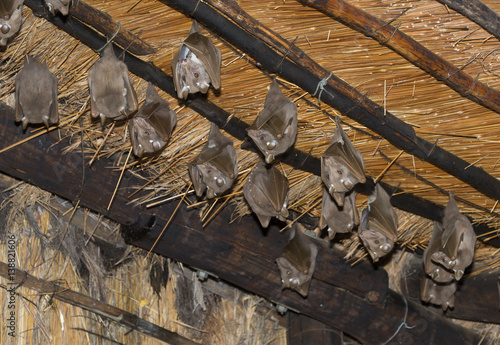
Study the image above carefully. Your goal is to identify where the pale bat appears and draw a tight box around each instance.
[88,44,138,126]
[243,160,289,228]
[359,183,398,263]
[246,79,298,164]
[276,224,318,297]
[172,20,221,99]
[15,55,58,130]
[0,0,23,46]
[321,117,365,206]
[188,123,238,199]
[129,83,177,158]
[431,194,476,281]
[320,187,359,240]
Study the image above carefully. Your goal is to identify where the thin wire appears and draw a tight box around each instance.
[381,296,416,345]
[312,71,334,104]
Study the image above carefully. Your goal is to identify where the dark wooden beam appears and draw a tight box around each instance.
[287,313,342,345]
[0,104,486,344]
[22,0,500,247]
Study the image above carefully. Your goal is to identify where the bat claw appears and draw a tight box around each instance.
[454,269,464,280]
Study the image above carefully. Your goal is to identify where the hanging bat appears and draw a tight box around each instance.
[320,187,359,240]
[423,222,454,283]
[243,160,289,228]
[129,83,177,158]
[45,0,71,15]
[172,20,221,99]
[15,55,58,130]
[430,194,476,281]
[0,0,23,46]
[88,44,138,126]
[188,123,238,199]
[420,274,456,311]
[276,224,318,297]
[321,117,365,206]
[359,183,398,263]
[246,79,298,164]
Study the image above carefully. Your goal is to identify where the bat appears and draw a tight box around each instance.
[15,55,58,130]
[423,222,454,283]
[320,187,359,240]
[420,274,456,311]
[0,0,23,46]
[359,183,398,263]
[88,44,138,126]
[430,194,476,281]
[188,123,238,199]
[276,224,318,297]
[243,160,289,228]
[129,83,177,158]
[246,79,298,164]
[321,117,365,206]
[45,0,71,15]
[172,20,221,99]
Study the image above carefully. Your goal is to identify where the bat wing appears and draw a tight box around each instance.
[323,138,365,185]
[253,161,289,213]
[143,83,176,140]
[183,22,221,89]
[424,222,444,274]
[188,164,206,197]
[366,184,398,241]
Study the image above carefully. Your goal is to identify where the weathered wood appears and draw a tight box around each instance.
[0,104,485,344]
[20,0,500,247]
[0,262,200,345]
[400,255,500,324]
[296,0,500,114]
[287,313,342,345]
[437,0,500,42]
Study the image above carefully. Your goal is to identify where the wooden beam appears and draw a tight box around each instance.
[0,262,200,345]
[21,0,500,247]
[0,104,485,344]
[287,313,342,345]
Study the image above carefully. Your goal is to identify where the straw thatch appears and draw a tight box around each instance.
[1,0,500,343]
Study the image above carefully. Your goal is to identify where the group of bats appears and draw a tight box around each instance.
[420,194,476,310]
[8,5,478,303]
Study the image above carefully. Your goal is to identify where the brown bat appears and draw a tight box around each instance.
[276,224,318,297]
[129,83,177,158]
[359,183,398,263]
[423,222,454,283]
[15,55,58,130]
[0,0,23,46]
[320,187,359,240]
[172,20,221,99]
[430,194,476,281]
[88,44,138,126]
[246,79,298,164]
[420,274,456,311]
[321,117,365,206]
[188,123,238,199]
[243,160,289,228]
[45,0,71,15]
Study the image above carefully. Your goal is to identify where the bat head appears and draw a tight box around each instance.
[176,47,212,98]
[359,228,394,262]
[130,116,166,158]
[192,161,231,199]
[322,155,359,194]
[0,0,23,46]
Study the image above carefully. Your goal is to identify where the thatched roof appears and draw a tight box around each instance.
[1,0,500,344]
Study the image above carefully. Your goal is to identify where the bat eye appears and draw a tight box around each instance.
[194,72,199,78]
[207,169,213,174]
[374,240,380,244]
[286,270,291,275]
[302,269,308,275]
[337,169,343,175]
[4,14,10,20]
